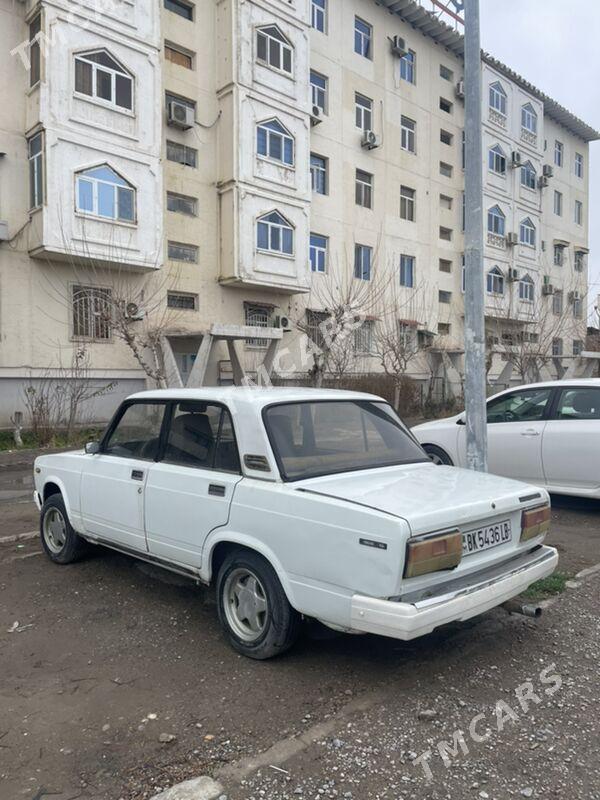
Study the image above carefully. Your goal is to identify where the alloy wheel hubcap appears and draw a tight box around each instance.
[223,568,268,642]
[43,508,67,554]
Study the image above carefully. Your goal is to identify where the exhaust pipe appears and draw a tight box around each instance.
[502,599,543,618]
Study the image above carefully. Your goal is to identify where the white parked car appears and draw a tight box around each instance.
[34,387,557,659]
[413,379,600,498]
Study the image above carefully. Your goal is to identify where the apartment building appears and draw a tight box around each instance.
[0,0,596,426]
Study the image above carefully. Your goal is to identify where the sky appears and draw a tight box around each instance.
[478,0,600,323]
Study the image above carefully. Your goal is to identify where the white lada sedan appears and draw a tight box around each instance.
[34,387,557,659]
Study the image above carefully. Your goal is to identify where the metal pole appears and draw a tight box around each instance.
[463,0,487,471]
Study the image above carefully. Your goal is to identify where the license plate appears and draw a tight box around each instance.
[462,520,512,555]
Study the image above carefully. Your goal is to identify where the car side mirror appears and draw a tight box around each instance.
[85,441,100,455]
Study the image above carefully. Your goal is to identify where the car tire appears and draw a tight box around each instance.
[40,494,89,564]
[423,444,454,466]
[216,549,300,660]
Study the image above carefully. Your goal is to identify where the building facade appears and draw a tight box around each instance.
[0,0,596,427]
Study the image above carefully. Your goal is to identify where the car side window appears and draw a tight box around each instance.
[486,389,552,424]
[556,388,600,420]
[164,402,241,473]
[103,402,166,460]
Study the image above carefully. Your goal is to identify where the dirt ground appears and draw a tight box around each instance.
[0,451,599,800]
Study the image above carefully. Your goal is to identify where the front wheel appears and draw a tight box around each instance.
[423,444,454,466]
[216,549,300,660]
[40,494,89,564]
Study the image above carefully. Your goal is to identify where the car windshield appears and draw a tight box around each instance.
[264,400,427,481]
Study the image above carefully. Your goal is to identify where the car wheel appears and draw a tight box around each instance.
[216,549,300,660]
[40,494,89,564]
[423,444,454,466]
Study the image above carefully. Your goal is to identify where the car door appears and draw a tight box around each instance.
[542,386,600,493]
[484,387,553,483]
[80,400,168,551]
[144,400,243,568]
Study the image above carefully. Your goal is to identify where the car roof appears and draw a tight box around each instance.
[127,386,384,407]
[493,378,600,392]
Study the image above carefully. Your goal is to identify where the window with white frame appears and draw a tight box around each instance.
[519,217,536,247]
[355,169,373,208]
[575,152,584,178]
[256,26,293,75]
[553,244,564,266]
[257,210,294,255]
[521,103,537,134]
[519,274,534,302]
[354,17,372,58]
[400,185,415,221]
[400,50,416,84]
[245,303,272,348]
[574,200,583,225]
[554,140,563,167]
[486,266,504,295]
[400,254,414,287]
[487,205,505,236]
[401,115,416,152]
[552,290,563,315]
[76,165,135,223]
[553,190,563,216]
[573,297,583,319]
[72,285,112,340]
[354,244,372,280]
[310,233,327,273]
[355,93,372,131]
[256,119,294,166]
[520,161,536,189]
[574,251,585,272]
[75,50,133,111]
[28,132,44,209]
[354,319,374,354]
[489,81,507,116]
[310,70,327,113]
[310,153,327,194]
[488,144,506,174]
[29,14,41,87]
[311,0,326,33]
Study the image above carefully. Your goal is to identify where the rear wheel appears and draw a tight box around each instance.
[423,444,454,466]
[40,494,89,564]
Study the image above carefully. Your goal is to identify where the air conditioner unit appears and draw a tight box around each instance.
[511,151,522,167]
[537,175,549,189]
[310,105,323,126]
[361,130,381,150]
[0,221,8,241]
[542,164,554,178]
[542,283,554,296]
[390,36,407,57]
[124,302,145,321]
[274,315,292,331]
[508,267,519,281]
[455,80,465,99]
[167,101,195,130]
[506,232,519,246]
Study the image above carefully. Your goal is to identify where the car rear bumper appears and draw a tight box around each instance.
[350,545,558,640]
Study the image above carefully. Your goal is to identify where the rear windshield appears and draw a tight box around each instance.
[264,400,427,481]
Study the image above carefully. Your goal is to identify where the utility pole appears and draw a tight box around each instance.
[463,0,488,471]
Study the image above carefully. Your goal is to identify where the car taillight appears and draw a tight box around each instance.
[404,530,462,578]
[521,504,551,542]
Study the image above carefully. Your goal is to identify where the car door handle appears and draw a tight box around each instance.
[208,484,226,497]
[521,429,540,437]
[131,469,145,481]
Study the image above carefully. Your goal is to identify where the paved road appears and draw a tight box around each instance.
[0,455,598,800]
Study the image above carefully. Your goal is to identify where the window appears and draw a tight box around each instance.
[439,226,452,241]
[552,338,563,357]
[75,50,133,111]
[439,290,452,304]
[310,154,327,194]
[400,50,416,84]
[553,245,564,266]
[354,17,372,58]
[488,144,506,175]
[310,70,328,113]
[574,200,583,225]
[72,285,112,340]
[76,165,135,223]
[401,116,416,152]
[245,303,272,348]
[104,402,166,460]
[521,104,537,135]
[486,388,551,424]
[520,161,536,189]
[400,186,415,221]
[487,205,505,236]
[256,26,293,75]
[305,309,328,350]
[29,14,41,87]
[438,195,452,212]
[167,192,197,216]
[164,0,194,20]
[519,217,536,247]
[438,322,451,335]
[574,251,585,272]
[439,97,452,114]
[573,297,583,319]
[168,241,198,263]
[519,274,534,302]
[439,258,452,273]
[257,119,294,166]
[487,267,504,295]
[440,64,453,81]
[165,42,194,69]
[310,234,328,273]
[354,244,372,281]
[439,161,453,178]
[311,0,327,33]
[554,140,563,167]
[400,254,415,287]
[552,290,563,316]
[440,129,453,146]
[461,254,466,292]
[489,82,507,116]
[167,292,198,310]
[28,132,44,209]
[575,152,584,178]
[572,341,584,357]
[354,320,374,354]
[355,169,373,208]
[167,140,197,167]
[257,210,294,255]
[553,190,563,216]
[556,386,600,421]
[461,130,465,169]
[164,402,240,472]
[355,93,372,131]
